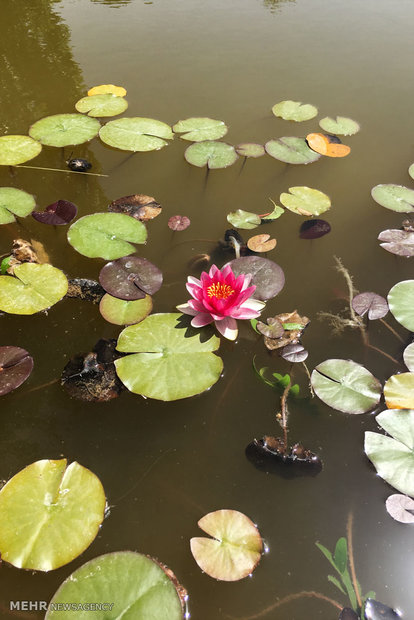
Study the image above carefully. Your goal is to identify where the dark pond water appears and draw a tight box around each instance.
[1,0,414,618]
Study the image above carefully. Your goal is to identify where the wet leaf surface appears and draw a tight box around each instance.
[0,346,33,396]
[247,233,276,252]
[352,292,389,320]
[173,117,227,141]
[271,100,318,122]
[0,187,36,225]
[378,229,414,257]
[280,186,331,216]
[190,509,263,581]
[62,338,125,402]
[311,359,382,414]
[371,184,414,213]
[184,141,238,169]
[32,200,77,225]
[299,218,331,239]
[265,137,321,165]
[168,215,191,231]
[281,343,308,362]
[0,135,42,166]
[364,598,402,619]
[99,117,173,151]
[365,409,414,497]
[46,551,185,620]
[385,494,414,524]
[66,278,106,304]
[227,256,285,300]
[108,193,162,221]
[29,113,100,147]
[99,256,162,300]
[388,280,414,331]
[67,212,147,260]
[0,459,105,570]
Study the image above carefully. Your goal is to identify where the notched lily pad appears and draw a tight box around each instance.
[0,459,105,571]
[371,184,414,213]
[0,187,36,225]
[99,293,152,326]
[173,117,228,142]
[281,343,308,362]
[115,313,223,401]
[99,117,173,152]
[235,143,265,158]
[87,84,127,97]
[190,509,263,581]
[168,215,190,231]
[108,194,162,221]
[227,209,261,230]
[351,292,388,320]
[0,263,68,315]
[271,100,318,122]
[311,359,382,414]
[299,219,331,239]
[280,186,331,216]
[32,200,77,225]
[67,213,147,260]
[185,141,238,169]
[385,494,414,524]
[306,133,350,157]
[62,339,125,402]
[227,256,285,301]
[29,114,100,147]
[46,551,185,620]
[265,137,321,165]
[0,135,42,166]
[378,229,414,257]
[318,116,360,136]
[99,256,162,300]
[247,234,276,253]
[75,94,128,117]
[0,346,34,396]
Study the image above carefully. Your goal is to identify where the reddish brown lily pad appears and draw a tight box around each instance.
[168,215,190,231]
[108,194,162,221]
[32,200,77,225]
[99,256,163,301]
[0,346,34,396]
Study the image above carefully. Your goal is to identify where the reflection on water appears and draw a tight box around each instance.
[89,0,132,6]
[262,0,296,13]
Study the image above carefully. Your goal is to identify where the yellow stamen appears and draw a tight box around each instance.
[207,282,235,299]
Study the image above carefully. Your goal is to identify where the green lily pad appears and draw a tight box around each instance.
[67,213,147,260]
[184,141,238,169]
[173,117,227,141]
[311,359,382,414]
[0,263,68,315]
[318,116,360,136]
[0,187,36,224]
[388,280,414,331]
[280,186,331,216]
[235,143,265,158]
[99,293,152,325]
[365,409,414,497]
[403,343,414,372]
[75,94,128,117]
[190,509,263,581]
[409,163,414,180]
[0,459,105,571]
[265,137,321,165]
[371,184,414,213]
[261,199,285,221]
[99,117,173,152]
[115,313,223,401]
[46,551,184,620]
[271,100,318,122]
[384,372,414,409]
[0,135,42,166]
[227,209,261,229]
[29,114,100,147]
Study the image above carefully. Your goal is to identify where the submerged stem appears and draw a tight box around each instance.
[379,318,405,343]
[225,590,342,619]
[347,511,362,609]
[279,375,291,447]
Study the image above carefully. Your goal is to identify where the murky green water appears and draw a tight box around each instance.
[1,0,414,618]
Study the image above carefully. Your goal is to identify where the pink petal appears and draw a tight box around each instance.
[240,298,266,312]
[188,299,208,313]
[176,303,198,316]
[215,317,238,340]
[208,264,220,278]
[191,313,214,328]
[187,276,201,287]
[186,282,203,300]
[231,307,261,320]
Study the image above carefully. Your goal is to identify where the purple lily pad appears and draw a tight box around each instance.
[364,599,401,620]
[227,256,285,301]
[378,228,414,257]
[168,215,190,231]
[281,343,308,363]
[99,256,163,301]
[299,219,331,239]
[339,609,358,620]
[385,494,414,524]
[32,200,77,225]
[352,292,389,320]
[0,346,34,396]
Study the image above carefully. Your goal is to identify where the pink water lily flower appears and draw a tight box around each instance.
[177,264,265,340]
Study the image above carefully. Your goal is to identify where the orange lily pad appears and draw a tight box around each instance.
[306,133,351,158]
[247,234,277,252]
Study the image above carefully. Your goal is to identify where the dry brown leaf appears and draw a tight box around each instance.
[108,194,162,221]
[263,310,310,351]
[247,234,277,252]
